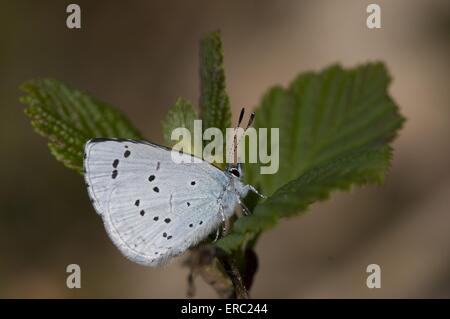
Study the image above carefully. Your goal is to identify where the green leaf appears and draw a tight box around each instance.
[21,78,142,173]
[199,31,231,137]
[216,146,392,253]
[245,63,405,196]
[162,97,198,147]
[216,62,405,253]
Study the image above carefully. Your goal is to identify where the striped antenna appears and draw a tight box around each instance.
[233,108,246,164]
[246,112,255,130]
[231,108,256,165]
[237,107,245,127]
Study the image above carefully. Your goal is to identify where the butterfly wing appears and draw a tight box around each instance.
[84,138,232,266]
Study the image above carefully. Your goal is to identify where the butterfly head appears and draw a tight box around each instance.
[226,162,253,199]
[226,163,243,179]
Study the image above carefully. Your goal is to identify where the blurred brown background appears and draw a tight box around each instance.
[0,0,449,298]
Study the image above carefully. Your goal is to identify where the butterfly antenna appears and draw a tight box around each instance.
[245,112,255,130]
[232,108,246,165]
[237,107,245,128]
[234,111,256,161]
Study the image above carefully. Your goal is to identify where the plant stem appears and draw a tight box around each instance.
[220,255,249,299]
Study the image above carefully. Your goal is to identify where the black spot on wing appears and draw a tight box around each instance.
[124,150,131,158]
[148,175,155,182]
[135,199,140,206]
[153,187,159,193]
[140,210,145,216]
[191,181,196,186]
[112,170,118,179]
[164,218,171,223]
[153,216,159,221]
[112,159,119,168]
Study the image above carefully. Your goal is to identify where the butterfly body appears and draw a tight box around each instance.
[83,138,252,266]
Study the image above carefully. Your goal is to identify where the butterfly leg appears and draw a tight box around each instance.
[238,198,251,216]
[213,228,220,242]
[248,184,266,199]
[213,204,227,242]
[219,204,228,236]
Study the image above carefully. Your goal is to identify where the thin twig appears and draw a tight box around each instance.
[219,255,249,299]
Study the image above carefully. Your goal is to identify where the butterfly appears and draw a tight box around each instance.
[83,109,263,266]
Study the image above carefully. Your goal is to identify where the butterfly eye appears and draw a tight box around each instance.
[230,168,240,178]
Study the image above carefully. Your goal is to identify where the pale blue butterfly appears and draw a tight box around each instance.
[83,109,263,266]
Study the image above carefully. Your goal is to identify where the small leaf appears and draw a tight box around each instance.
[199,31,231,138]
[21,78,142,173]
[162,97,198,148]
[245,63,405,196]
[216,146,392,253]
